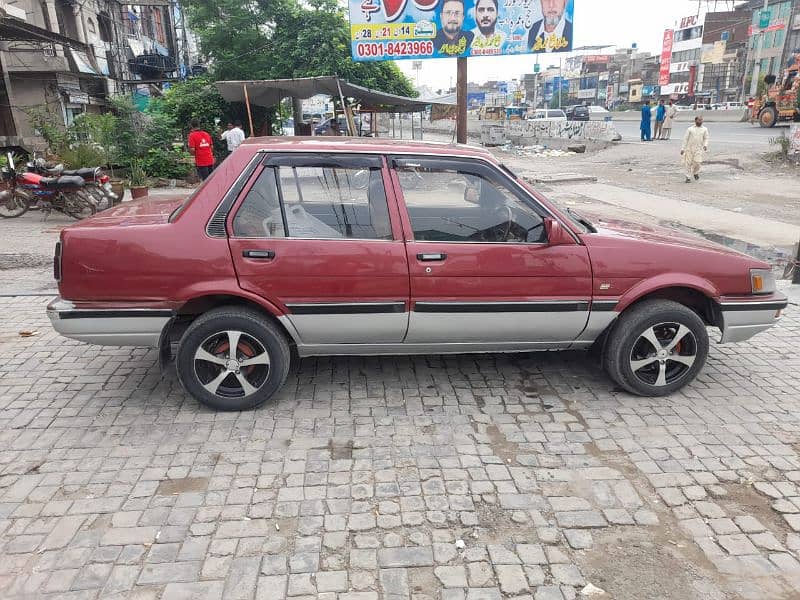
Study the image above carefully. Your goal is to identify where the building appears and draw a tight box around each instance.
[659,13,706,101]
[0,1,190,150]
[699,7,753,103]
[741,0,800,98]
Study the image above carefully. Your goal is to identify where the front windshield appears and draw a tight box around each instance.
[498,162,593,233]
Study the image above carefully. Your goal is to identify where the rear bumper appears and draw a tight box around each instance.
[47,297,173,347]
[718,295,788,344]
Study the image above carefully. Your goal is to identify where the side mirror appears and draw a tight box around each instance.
[544,217,573,246]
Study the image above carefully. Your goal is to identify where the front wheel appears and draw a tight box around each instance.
[604,300,709,397]
[759,106,778,128]
[0,189,31,218]
[176,307,291,410]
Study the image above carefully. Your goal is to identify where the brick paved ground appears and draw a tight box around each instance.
[1,296,799,599]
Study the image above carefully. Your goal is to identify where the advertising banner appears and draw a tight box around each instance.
[349,0,574,62]
[467,92,486,107]
[659,29,674,86]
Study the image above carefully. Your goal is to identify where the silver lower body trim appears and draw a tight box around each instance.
[719,308,782,344]
[47,298,171,347]
[296,340,593,357]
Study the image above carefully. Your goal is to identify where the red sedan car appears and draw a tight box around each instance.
[48,138,786,410]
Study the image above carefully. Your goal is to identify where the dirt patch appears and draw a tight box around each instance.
[719,482,793,539]
[578,527,729,600]
[485,424,519,466]
[155,477,209,496]
[328,438,354,460]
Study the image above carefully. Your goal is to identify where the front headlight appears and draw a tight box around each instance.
[750,268,776,295]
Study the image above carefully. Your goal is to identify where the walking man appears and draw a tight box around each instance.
[681,116,709,183]
[221,121,246,158]
[662,100,678,140]
[187,119,215,181]
[640,101,652,142]
[654,99,666,140]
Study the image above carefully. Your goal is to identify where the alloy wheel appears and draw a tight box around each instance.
[193,330,271,398]
[628,322,698,388]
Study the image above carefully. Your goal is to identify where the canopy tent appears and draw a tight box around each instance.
[215,76,453,114]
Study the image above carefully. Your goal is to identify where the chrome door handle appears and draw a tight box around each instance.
[417,253,447,262]
[242,249,275,259]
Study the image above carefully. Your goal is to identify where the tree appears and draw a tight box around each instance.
[183,0,414,97]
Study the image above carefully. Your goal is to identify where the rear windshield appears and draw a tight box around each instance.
[548,111,564,118]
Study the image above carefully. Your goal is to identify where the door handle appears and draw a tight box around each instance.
[417,253,447,262]
[242,249,275,259]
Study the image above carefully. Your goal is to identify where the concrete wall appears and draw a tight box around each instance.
[506,120,620,143]
[611,110,748,122]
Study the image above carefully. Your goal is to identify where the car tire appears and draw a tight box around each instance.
[604,300,709,397]
[176,307,291,411]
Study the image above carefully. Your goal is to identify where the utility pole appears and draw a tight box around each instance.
[456,57,467,143]
[749,0,770,98]
[176,0,191,73]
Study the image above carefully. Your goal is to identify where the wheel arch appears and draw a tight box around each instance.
[166,292,299,350]
[593,281,719,363]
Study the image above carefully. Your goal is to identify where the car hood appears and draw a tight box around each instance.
[584,214,759,260]
[69,194,190,228]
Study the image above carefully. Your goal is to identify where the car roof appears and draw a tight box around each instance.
[240,136,496,160]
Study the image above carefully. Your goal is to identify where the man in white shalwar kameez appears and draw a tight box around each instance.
[681,116,709,183]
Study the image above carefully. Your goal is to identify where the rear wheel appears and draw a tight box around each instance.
[0,189,31,218]
[63,190,97,219]
[759,106,778,128]
[176,307,291,410]
[604,300,709,397]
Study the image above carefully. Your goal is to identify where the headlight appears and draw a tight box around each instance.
[750,268,776,295]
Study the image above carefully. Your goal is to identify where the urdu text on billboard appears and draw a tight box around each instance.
[349,0,574,61]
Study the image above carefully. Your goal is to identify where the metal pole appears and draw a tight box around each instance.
[177,0,191,71]
[794,239,800,284]
[243,84,255,137]
[335,77,355,135]
[456,57,467,143]
[749,0,770,97]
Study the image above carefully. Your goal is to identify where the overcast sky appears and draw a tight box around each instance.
[395,0,741,91]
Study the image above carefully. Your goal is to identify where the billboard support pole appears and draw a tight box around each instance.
[243,84,255,138]
[457,57,467,144]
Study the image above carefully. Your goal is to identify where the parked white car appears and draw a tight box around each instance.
[586,106,613,121]
[528,109,567,122]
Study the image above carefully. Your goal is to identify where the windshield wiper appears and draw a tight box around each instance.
[567,208,596,233]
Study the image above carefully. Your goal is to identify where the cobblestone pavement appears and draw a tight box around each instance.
[1,296,800,600]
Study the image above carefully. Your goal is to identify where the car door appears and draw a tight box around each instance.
[390,155,592,345]
[227,153,410,345]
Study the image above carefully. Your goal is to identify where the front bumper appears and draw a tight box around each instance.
[718,294,788,344]
[47,297,173,347]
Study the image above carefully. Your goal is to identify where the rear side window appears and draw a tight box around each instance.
[231,164,392,240]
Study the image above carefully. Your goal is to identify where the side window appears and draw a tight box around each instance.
[278,166,392,240]
[397,165,545,244]
[232,167,286,238]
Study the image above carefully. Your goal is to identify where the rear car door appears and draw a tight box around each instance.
[391,156,592,345]
[227,153,410,345]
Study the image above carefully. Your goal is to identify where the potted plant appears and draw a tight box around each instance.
[128,161,148,199]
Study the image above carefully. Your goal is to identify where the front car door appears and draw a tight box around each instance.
[391,155,592,347]
[227,153,410,346]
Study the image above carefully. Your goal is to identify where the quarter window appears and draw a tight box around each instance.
[396,165,545,243]
[232,164,392,240]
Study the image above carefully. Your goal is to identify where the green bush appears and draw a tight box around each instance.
[140,147,192,179]
[59,144,107,169]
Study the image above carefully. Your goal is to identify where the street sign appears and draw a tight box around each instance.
[534,63,540,73]
[759,10,771,29]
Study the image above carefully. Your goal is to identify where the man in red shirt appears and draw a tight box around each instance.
[187,119,215,181]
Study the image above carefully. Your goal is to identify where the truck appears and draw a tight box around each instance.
[752,52,800,128]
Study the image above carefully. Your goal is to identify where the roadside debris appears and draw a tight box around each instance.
[500,143,578,158]
[580,582,607,596]
[18,330,38,337]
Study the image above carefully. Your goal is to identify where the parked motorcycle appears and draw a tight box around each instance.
[21,172,97,220]
[0,154,33,218]
[27,158,117,209]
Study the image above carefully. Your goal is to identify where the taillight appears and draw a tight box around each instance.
[99,175,109,184]
[54,241,62,281]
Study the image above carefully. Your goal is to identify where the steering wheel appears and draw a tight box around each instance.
[499,204,514,242]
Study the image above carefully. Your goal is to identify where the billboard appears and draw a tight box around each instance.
[659,29,674,86]
[349,0,574,61]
